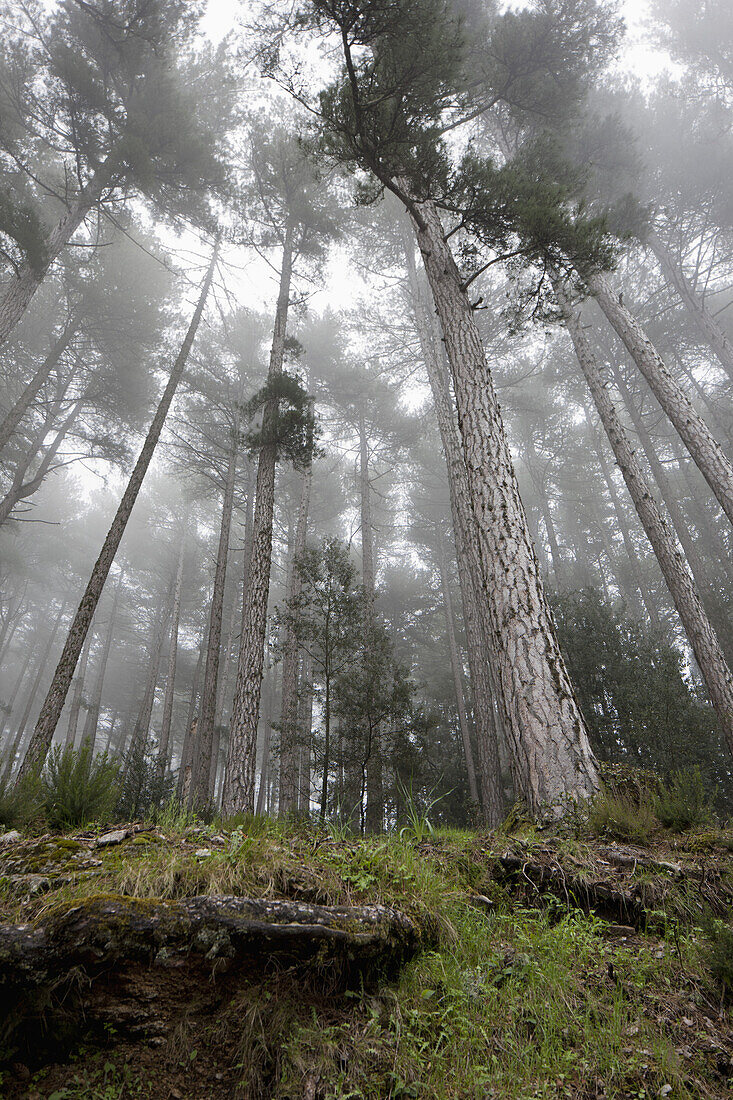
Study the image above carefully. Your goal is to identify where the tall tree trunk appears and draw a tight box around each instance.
[192,440,238,806]
[646,230,733,385]
[125,600,171,764]
[223,226,293,815]
[589,271,733,528]
[81,570,123,753]
[2,603,67,780]
[556,279,733,756]
[255,660,274,816]
[16,239,218,781]
[279,466,312,816]
[297,651,314,815]
[0,167,111,350]
[0,639,38,751]
[178,645,203,805]
[158,534,186,778]
[357,411,384,832]
[581,399,661,626]
[438,536,479,806]
[0,318,78,454]
[64,628,93,749]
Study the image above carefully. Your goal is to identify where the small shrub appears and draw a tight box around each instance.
[704,919,733,999]
[0,768,43,828]
[42,743,120,828]
[654,766,715,832]
[115,742,174,822]
[587,788,656,845]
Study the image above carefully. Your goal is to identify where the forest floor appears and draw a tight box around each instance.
[0,816,731,1099]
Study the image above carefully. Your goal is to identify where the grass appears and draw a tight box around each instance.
[1,820,732,1098]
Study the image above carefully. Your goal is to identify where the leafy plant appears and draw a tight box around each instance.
[654,767,715,832]
[587,788,656,845]
[0,767,43,828]
[42,743,120,829]
[115,742,173,823]
[397,779,446,843]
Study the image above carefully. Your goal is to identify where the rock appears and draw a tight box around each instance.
[469,894,495,914]
[194,848,212,859]
[95,828,129,848]
[0,830,22,844]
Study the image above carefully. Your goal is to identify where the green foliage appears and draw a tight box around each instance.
[41,744,120,829]
[587,787,657,845]
[704,919,733,999]
[397,778,446,843]
[244,373,320,468]
[0,769,43,829]
[0,187,48,274]
[654,767,716,832]
[115,743,173,823]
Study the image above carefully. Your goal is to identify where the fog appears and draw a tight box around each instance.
[1,0,732,827]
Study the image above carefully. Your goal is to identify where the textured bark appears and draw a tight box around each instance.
[64,629,93,750]
[81,572,123,753]
[0,318,78,454]
[193,442,238,806]
[582,399,661,626]
[255,663,274,816]
[0,168,110,350]
[589,271,733,528]
[557,280,733,756]
[158,534,186,777]
[646,230,733,385]
[2,604,67,780]
[438,537,479,806]
[224,227,293,815]
[279,467,312,815]
[405,197,595,812]
[16,240,217,782]
[403,237,505,822]
[178,645,203,802]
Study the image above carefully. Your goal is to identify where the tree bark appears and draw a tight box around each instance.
[403,235,505,822]
[125,598,171,763]
[255,661,274,816]
[279,466,312,816]
[589,271,733,528]
[646,229,733,385]
[192,440,238,806]
[16,239,218,781]
[178,645,203,805]
[438,536,480,806]
[64,628,93,750]
[158,534,186,778]
[81,570,124,753]
[223,227,293,815]
[297,651,314,815]
[0,317,78,454]
[556,279,733,756]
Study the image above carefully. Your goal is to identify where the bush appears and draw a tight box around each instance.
[0,768,43,829]
[704,919,733,999]
[654,767,715,832]
[42,743,120,829]
[587,788,656,845]
[115,742,174,822]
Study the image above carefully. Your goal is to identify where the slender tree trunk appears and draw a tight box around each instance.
[556,279,733,755]
[223,227,293,815]
[2,603,67,780]
[646,230,733,385]
[64,628,93,749]
[0,168,111,350]
[438,536,479,806]
[126,599,171,763]
[16,240,218,781]
[589,271,733,527]
[357,411,384,832]
[255,662,274,816]
[279,466,312,815]
[0,318,78,454]
[158,534,186,777]
[319,667,331,822]
[193,441,238,805]
[81,570,123,753]
[0,640,37,751]
[179,644,204,806]
[297,651,314,815]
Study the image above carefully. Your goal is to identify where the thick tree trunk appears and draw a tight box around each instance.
[193,442,238,806]
[223,227,293,815]
[2,603,67,780]
[357,411,384,833]
[589,271,733,528]
[556,280,733,756]
[64,628,93,750]
[405,198,595,812]
[16,240,217,782]
[81,571,123,753]
[438,537,479,806]
[279,467,312,816]
[158,534,186,778]
[0,318,78,454]
[0,168,110,350]
[646,230,733,385]
[403,236,505,822]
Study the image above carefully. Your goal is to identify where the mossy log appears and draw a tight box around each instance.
[0,894,420,1063]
